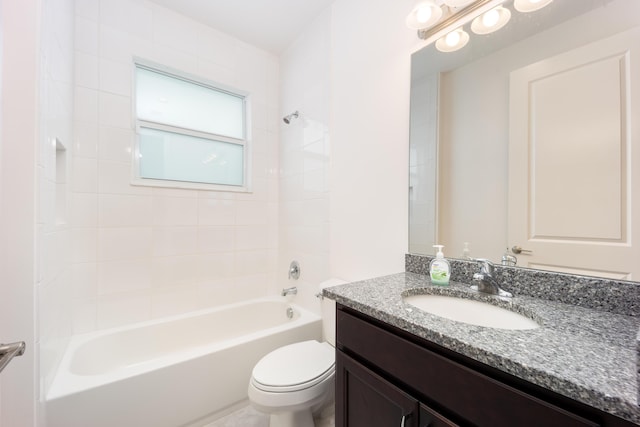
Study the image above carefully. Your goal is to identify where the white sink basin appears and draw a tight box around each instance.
[403,294,540,330]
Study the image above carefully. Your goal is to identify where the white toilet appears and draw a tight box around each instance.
[248,279,344,427]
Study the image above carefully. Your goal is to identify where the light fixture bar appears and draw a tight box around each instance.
[417,0,506,40]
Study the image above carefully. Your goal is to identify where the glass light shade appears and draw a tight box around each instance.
[441,0,475,8]
[514,0,553,13]
[471,6,511,35]
[406,1,443,30]
[435,28,470,52]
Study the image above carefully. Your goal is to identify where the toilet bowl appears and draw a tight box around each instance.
[248,279,345,427]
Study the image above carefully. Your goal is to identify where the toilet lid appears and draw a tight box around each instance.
[251,340,335,392]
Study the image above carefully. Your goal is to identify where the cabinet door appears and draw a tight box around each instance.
[420,404,459,427]
[336,351,419,427]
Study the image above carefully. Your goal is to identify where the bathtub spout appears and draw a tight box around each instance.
[281,287,298,297]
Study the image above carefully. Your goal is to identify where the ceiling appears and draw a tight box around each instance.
[148,0,336,54]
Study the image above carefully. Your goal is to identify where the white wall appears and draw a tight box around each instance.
[329,0,415,281]
[70,0,279,333]
[0,0,40,425]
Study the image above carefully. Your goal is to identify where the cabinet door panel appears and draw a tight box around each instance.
[336,351,419,427]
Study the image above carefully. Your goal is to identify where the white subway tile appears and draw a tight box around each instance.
[197,253,235,282]
[74,87,98,124]
[151,285,199,319]
[195,25,237,70]
[100,0,153,41]
[75,0,99,21]
[198,199,236,226]
[150,255,200,287]
[72,298,97,334]
[98,193,153,227]
[149,44,197,75]
[152,227,198,257]
[235,200,268,226]
[74,121,98,158]
[99,59,132,96]
[98,92,132,129]
[152,197,198,226]
[97,292,151,329]
[234,250,269,276]
[75,17,98,55]
[235,225,268,251]
[70,193,98,227]
[152,6,199,56]
[198,226,235,253]
[71,262,98,299]
[98,126,134,163]
[71,228,97,263]
[98,227,153,261]
[97,259,152,296]
[75,52,99,89]
[99,25,153,64]
[98,160,151,195]
[72,157,98,193]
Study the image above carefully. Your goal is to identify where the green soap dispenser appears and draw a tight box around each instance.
[430,245,450,286]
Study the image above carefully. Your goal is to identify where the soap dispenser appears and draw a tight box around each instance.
[462,242,471,260]
[430,245,451,286]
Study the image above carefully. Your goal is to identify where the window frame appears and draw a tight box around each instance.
[131,58,252,192]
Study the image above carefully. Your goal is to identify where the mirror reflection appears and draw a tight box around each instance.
[409,0,640,280]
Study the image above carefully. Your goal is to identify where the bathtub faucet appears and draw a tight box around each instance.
[281,287,298,297]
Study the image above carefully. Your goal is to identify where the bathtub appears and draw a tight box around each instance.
[46,297,322,427]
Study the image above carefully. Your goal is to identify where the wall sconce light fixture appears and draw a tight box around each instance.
[408,0,553,52]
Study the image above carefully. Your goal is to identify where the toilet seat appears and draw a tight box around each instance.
[251,340,335,393]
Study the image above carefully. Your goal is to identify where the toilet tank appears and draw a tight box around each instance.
[319,279,347,346]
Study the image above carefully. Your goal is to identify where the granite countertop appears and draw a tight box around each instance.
[323,272,640,425]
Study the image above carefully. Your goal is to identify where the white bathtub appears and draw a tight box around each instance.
[46,297,322,427]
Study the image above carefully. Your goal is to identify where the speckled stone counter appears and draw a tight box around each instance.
[323,272,640,425]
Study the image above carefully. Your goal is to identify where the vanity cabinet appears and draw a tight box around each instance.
[335,304,636,427]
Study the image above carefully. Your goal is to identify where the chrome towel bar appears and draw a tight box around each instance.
[0,341,26,374]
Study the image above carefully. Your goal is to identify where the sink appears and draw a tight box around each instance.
[403,294,540,330]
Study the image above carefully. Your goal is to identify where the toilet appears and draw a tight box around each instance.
[248,279,345,427]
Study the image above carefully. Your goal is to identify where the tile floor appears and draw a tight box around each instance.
[206,405,335,427]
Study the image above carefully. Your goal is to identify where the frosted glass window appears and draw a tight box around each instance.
[133,61,248,190]
[136,67,245,139]
[139,128,243,186]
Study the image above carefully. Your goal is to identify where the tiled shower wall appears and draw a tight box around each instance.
[37,0,75,402]
[278,9,332,314]
[70,0,279,333]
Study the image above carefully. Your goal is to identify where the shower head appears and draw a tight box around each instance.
[283,111,299,124]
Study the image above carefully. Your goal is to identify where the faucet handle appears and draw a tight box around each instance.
[473,258,495,274]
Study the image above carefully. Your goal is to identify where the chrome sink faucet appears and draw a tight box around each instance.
[472,259,512,298]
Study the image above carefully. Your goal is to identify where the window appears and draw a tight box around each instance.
[133,61,249,191]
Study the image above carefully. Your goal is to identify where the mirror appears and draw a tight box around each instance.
[409,0,640,279]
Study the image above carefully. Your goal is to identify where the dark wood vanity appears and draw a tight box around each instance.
[335,304,638,427]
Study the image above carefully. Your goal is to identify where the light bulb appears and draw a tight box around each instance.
[445,31,461,47]
[514,0,553,13]
[471,6,511,35]
[435,28,469,52]
[482,9,499,27]
[416,5,432,23]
